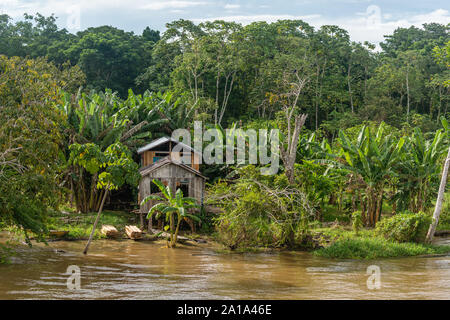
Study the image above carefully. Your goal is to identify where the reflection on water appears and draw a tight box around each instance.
[0,237,449,299]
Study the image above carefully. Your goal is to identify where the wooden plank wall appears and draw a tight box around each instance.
[138,163,205,213]
[141,150,200,170]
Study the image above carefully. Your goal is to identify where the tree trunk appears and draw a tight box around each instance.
[364,66,368,104]
[352,193,357,212]
[437,85,442,123]
[361,194,367,226]
[148,213,153,234]
[168,213,175,247]
[83,188,109,255]
[374,190,383,224]
[406,67,410,123]
[315,64,320,130]
[172,213,182,248]
[347,64,354,113]
[281,114,308,184]
[426,146,450,243]
[139,212,144,229]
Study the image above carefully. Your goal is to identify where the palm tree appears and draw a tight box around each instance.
[141,179,200,248]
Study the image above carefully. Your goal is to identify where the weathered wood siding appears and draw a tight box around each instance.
[139,163,205,213]
[141,151,200,171]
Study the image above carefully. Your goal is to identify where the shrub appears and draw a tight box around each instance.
[0,243,15,264]
[352,211,363,234]
[314,238,450,259]
[375,211,431,243]
[209,166,313,249]
[437,196,450,231]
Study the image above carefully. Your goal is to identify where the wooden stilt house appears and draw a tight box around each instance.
[137,137,206,219]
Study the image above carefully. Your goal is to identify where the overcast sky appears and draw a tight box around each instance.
[1,0,449,47]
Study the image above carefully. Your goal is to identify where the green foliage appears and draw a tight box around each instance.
[437,194,450,231]
[60,88,179,213]
[321,206,351,223]
[0,14,158,96]
[1,14,448,128]
[0,56,84,241]
[334,122,405,226]
[141,179,200,248]
[69,142,139,191]
[392,124,447,212]
[209,166,313,249]
[197,206,214,233]
[46,210,131,240]
[376,211,432,243]
[295,159,337,213]
[352,211,363,234]
[0,14,449,254]
[0,242,15,264]
[314,237,450,259]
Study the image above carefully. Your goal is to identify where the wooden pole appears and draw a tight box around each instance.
[426,146,450,243]
[83,188,109,254]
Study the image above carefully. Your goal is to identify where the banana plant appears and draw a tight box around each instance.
[141,179,200,248]
[155,90,197,131]
[393,123,446,212]
[336,122,405,226]
[58,89,172,213]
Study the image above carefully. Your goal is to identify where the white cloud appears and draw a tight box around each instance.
[318,8,450,47]
[193,14,322,25]
[224,4,240,9]
[140,1,209,11]
[1,1,448,49]
[193,8,449,49]
[409,8,450,25]
[0,0,116,17]
[0,0,210,17]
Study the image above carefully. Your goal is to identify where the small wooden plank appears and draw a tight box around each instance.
[49,230,69,238]
[101,225,119,238]
[125,225,142,240]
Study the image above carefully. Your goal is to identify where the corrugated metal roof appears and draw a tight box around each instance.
[137,136,201,155]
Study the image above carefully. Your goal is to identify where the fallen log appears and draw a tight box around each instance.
[125,225,142,240]
[149,228,190,242]
[101,225,119,238]
[434,230,450,237]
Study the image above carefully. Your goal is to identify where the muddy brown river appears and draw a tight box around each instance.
[0,236,449,299]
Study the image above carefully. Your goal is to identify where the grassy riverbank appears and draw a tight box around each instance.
[46,210,135,240]
[314,236,450,259]
[311,225,450,259]
[42,206,450,259]
[2,207,450,263]
[0,210,137,243]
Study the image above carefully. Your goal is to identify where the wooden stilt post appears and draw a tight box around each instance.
[83,188,109,255]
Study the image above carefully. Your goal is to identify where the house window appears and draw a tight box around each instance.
[151,179,167,193]
[153,152,168,163]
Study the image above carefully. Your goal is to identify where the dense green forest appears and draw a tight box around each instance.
[0,13,449,256]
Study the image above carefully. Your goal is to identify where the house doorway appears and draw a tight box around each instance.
[177,180,189,197]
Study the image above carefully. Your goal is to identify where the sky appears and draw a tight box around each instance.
[1,0,449,47]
